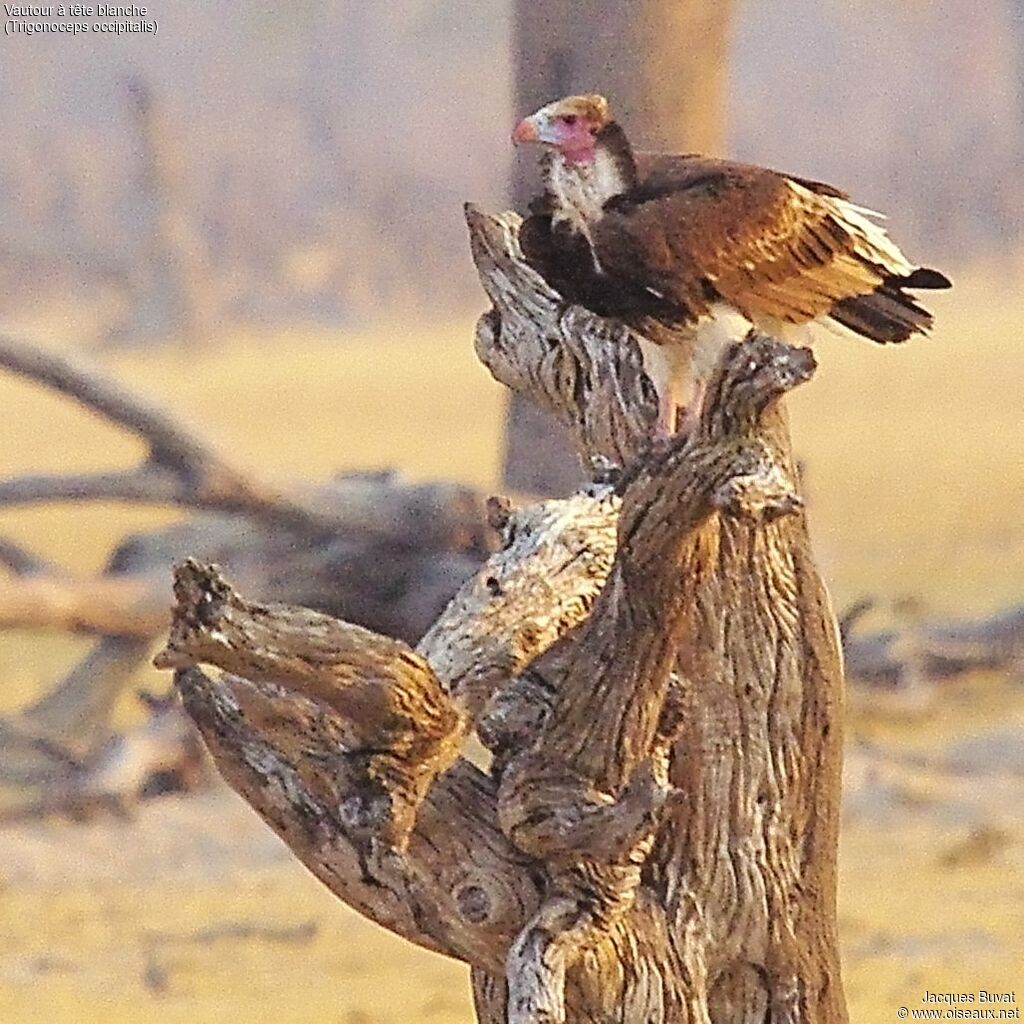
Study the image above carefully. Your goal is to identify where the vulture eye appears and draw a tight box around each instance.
[562,114,578,126]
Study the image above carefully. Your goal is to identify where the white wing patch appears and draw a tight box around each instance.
[786,179,914,278]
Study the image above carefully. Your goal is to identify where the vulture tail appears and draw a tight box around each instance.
[829,267,952,344]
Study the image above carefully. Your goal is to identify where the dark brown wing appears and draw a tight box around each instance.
[592,157,908,328]
[518,212,615,312]
[519,198,687,322]
[588,153,956,342]
[634,151,851,200]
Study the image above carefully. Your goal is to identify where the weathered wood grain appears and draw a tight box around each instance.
[160,207,850,1024]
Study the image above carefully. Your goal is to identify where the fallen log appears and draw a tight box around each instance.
[841,599,1024,687]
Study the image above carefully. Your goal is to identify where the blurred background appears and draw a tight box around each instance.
[0,1,1022,1022]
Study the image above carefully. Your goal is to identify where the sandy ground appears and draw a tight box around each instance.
[1,675,1022,1024]
[0,789,472,1024]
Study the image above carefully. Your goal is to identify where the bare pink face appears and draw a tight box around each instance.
[512,95,610,165]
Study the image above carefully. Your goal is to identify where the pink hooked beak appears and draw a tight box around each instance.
[512,116,539,144]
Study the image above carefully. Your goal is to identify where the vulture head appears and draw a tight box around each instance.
[512,94,611,164]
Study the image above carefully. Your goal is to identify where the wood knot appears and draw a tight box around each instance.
[713,462,803,523]
[337,780,414,852]
[454,882,492,924]
[450,869,529,933]
[479,676,554,758]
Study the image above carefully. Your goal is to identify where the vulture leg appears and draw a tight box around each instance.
[675,377,707,436]
[639,336,696,438]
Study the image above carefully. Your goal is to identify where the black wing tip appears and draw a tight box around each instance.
[831,267,949,344]
[830,308,920,345]
[830,283,936,345]
[903,267,952,290]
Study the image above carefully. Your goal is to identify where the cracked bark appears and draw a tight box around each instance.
[158,207,849,1024]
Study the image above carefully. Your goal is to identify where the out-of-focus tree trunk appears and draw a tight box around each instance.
[107,77,215,348]
[503,0,735,494]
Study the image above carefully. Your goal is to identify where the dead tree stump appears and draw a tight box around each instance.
[157,206,848,1024]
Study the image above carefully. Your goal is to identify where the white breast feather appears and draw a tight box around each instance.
[549,148,629,244]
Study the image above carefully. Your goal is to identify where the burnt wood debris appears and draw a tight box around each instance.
[154,205,846,1024]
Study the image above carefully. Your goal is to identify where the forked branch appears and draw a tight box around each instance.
[156,480,623,850]
[162,206,848,1024]
[496,336,812,1024]
[173,664,539,972]
[157,559,465,851]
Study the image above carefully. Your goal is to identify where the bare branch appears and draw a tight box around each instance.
[843,600,1024,686]
[155,482,626,843]
[419,490,620,717]
[174,663,679,1016]
[175,665,540,973]
[2,637,155,786]
[0,466,184,510]
[0,335,492,548]
[0,535,54,576]
[156,560,466,851]
[154,487,627,968]
[0,572,167,637]
[0,484,490,787]
[0,691,207,824]
[0,333,218,471]
[0,333,327,532]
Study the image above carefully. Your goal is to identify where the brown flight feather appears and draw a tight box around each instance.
[519,105,950,354]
